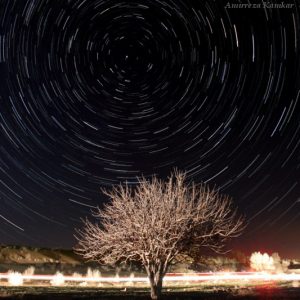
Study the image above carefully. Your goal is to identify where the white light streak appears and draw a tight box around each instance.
[1,272,300,286]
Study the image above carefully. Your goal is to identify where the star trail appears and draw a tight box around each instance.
[0,0,299,257]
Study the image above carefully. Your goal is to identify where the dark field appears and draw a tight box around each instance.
[1,285,300,299]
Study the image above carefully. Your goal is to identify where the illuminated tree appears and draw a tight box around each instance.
[250,252,288,273]
[250,252,275,271]
[75,171,244,299]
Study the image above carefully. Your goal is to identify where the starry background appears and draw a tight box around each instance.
[0,0,299,258]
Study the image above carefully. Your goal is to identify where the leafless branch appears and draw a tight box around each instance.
[75,170,244,299]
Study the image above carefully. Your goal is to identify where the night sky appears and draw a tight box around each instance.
[0,0,299,258]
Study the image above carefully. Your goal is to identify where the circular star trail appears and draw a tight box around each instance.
[0,0,299,255]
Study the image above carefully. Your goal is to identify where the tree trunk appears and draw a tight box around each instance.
[147,269,163,299]
[149,273,163,299]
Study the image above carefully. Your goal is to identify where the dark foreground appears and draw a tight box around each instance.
[1,286,300,300]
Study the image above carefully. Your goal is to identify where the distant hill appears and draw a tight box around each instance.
[0,246,249,273]
[0,245,83,265]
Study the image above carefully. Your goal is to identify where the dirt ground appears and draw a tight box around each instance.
[1,286,300,300]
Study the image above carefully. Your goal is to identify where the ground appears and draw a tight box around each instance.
[1,284,300,299]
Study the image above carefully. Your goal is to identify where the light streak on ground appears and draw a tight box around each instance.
[1,272,300,286]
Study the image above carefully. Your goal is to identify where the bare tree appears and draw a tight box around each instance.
[75,171,244,299]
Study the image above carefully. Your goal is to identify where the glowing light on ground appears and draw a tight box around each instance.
[7,272,23,286]
[1,272,300,286]
[50,272,65,286]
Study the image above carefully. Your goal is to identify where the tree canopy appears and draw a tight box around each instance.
[75,171,244,299]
